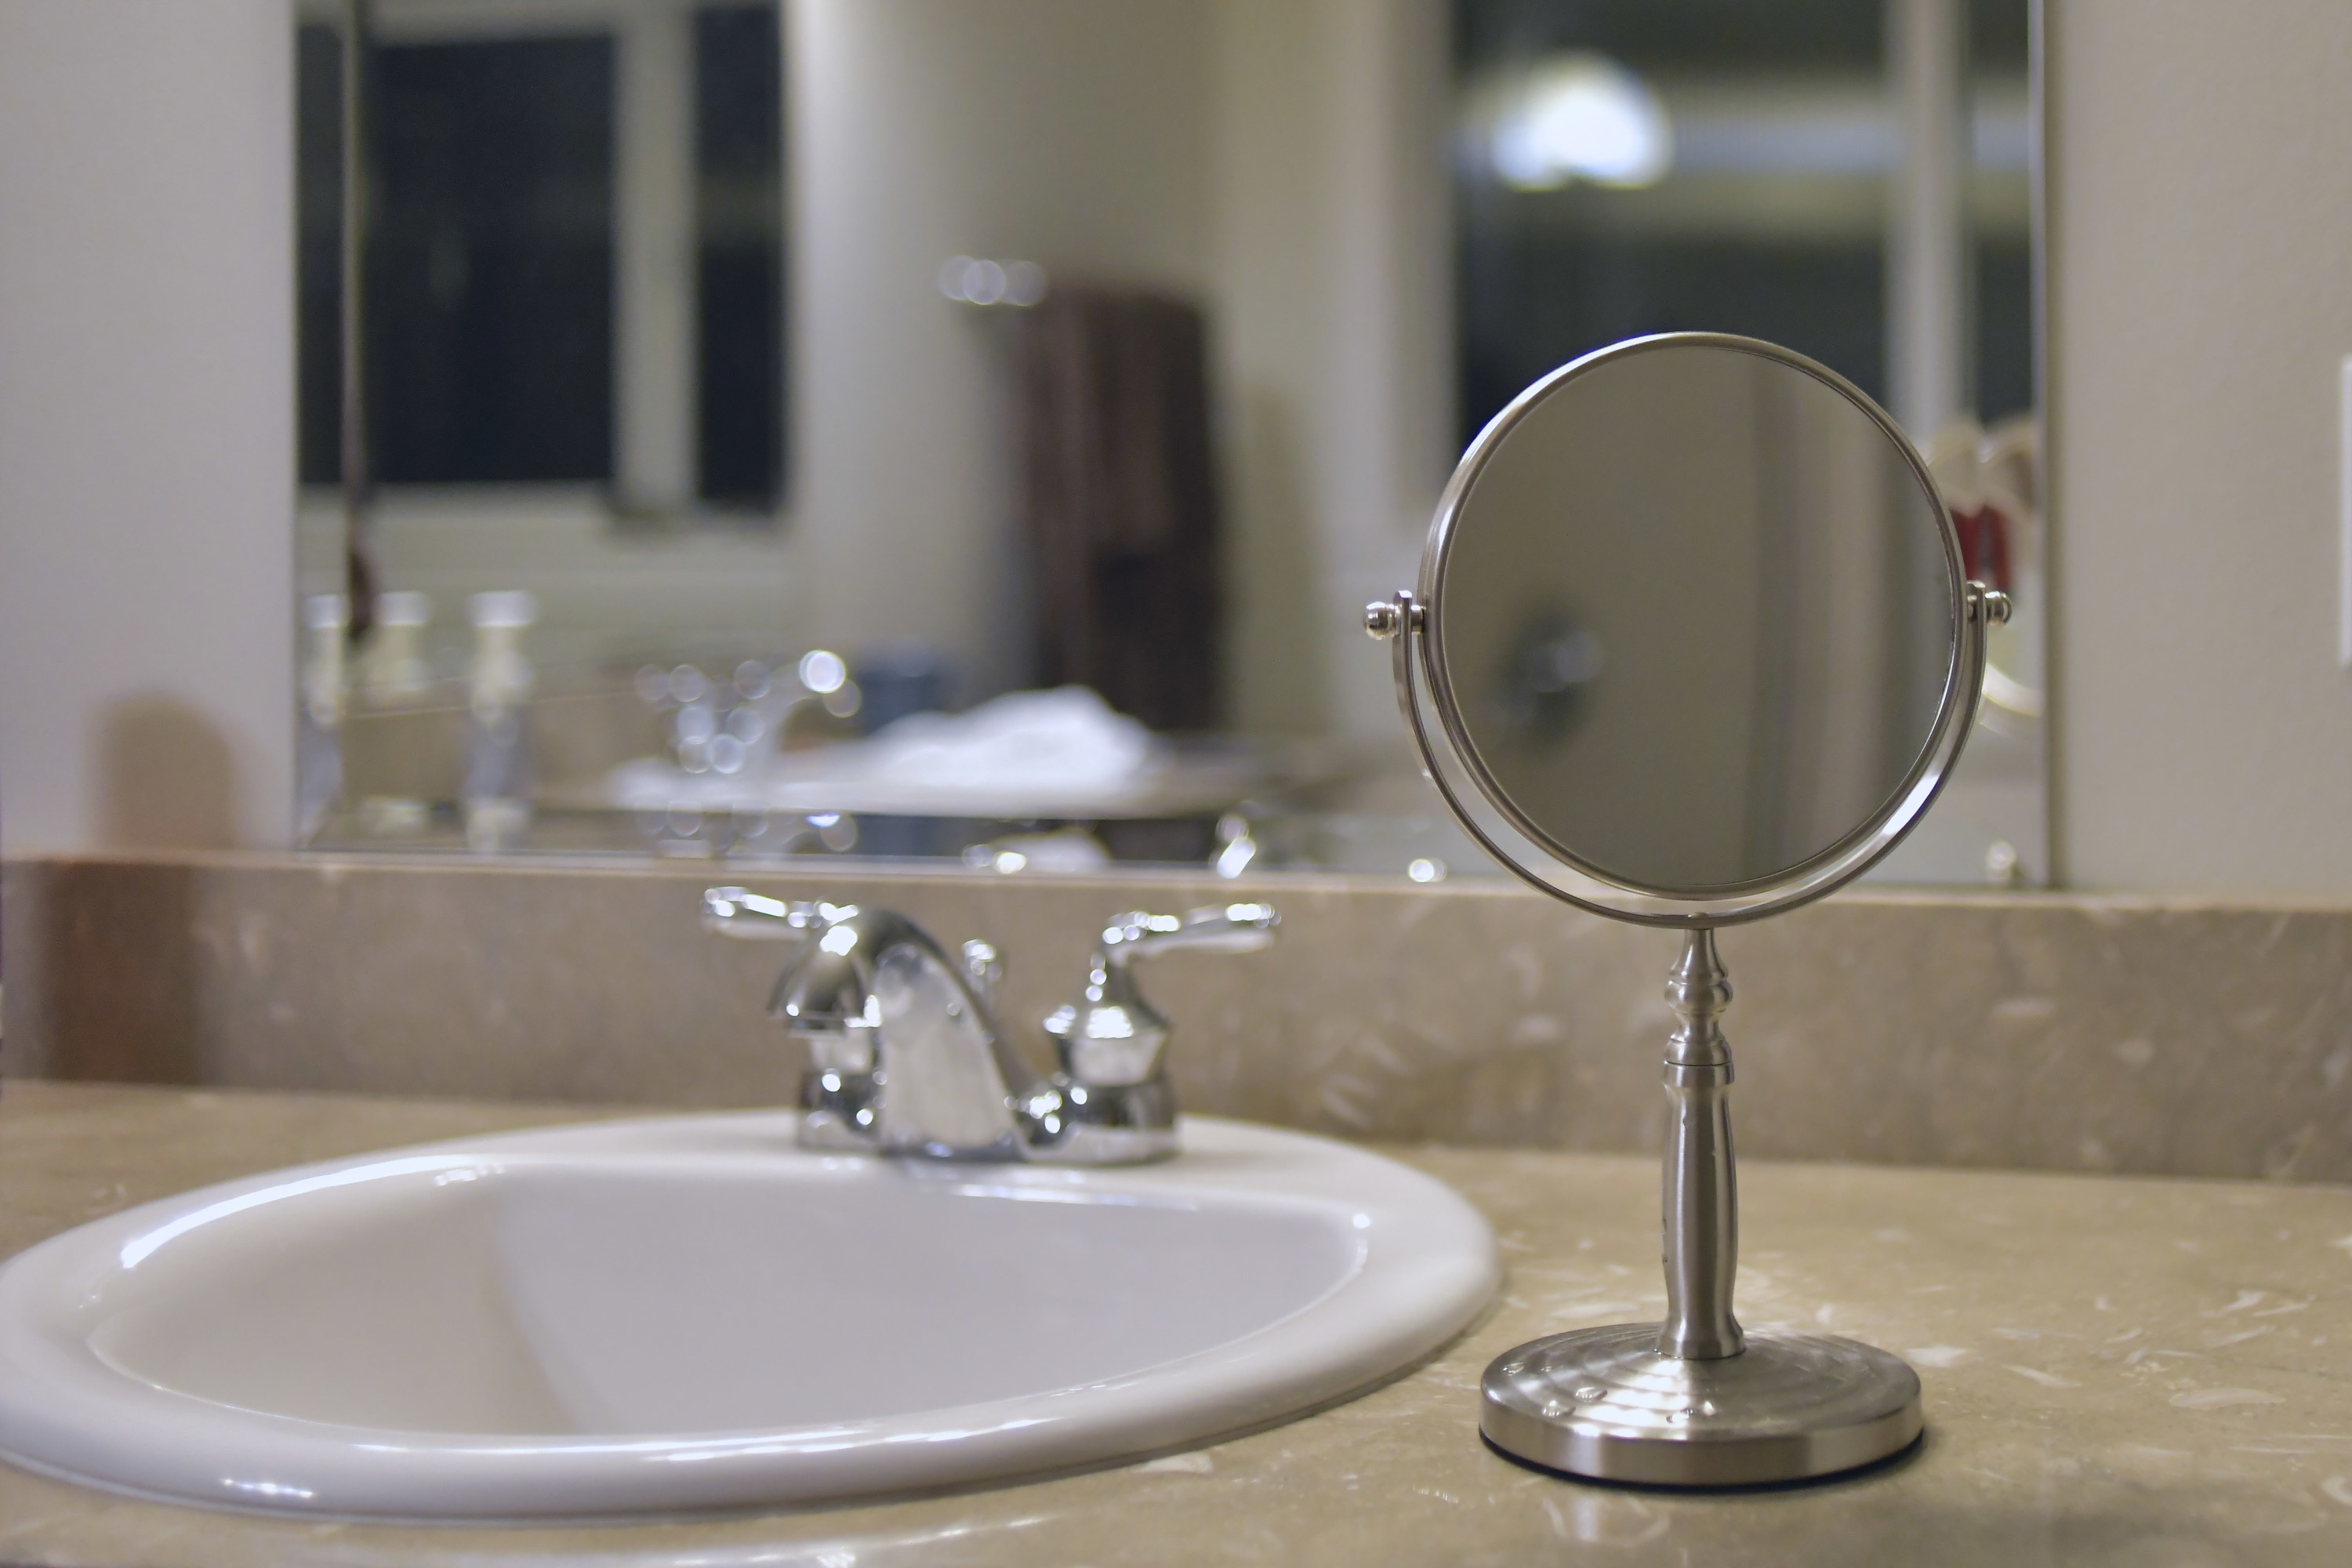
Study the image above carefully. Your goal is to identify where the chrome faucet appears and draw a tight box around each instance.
[703,889,1278,1163]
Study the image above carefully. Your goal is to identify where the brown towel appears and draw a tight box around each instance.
[1018,285,1221,733]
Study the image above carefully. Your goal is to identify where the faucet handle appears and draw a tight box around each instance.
[702,887,854,939]
[1044,904,1279,1088]
[1100,902,1279,967]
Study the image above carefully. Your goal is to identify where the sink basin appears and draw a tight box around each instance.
[0,1112,1497,1519]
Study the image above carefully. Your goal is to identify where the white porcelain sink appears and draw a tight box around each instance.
[0,1112,1496,1520]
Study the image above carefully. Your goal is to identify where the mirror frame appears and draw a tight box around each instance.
[1388,332,1991,928]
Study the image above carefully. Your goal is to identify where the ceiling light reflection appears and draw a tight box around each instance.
[1490,53,1672,191]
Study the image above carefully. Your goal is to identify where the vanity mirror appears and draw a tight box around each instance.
[291,0,2044,884]
[1367,331,2005,1483]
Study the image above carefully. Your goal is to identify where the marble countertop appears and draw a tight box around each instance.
[4,1080,2351,1566]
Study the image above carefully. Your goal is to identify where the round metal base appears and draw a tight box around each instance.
[1481,1325,1922,1486]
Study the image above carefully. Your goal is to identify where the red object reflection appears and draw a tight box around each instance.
[1951,505,2011,591]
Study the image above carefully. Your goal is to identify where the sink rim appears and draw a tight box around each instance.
[0,1112,1499,1521]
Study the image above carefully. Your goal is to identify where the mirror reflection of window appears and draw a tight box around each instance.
[1453,0,2031,446]
[296,1,785,514]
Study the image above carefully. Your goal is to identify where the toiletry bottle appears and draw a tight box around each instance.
[296,593,348,843]
[353,590,435,837]
[359,590,434,709]
[463,590,537,851]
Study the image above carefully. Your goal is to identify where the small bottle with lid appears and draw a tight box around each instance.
[352,590,436,838]
[296,593,347,843]
[358,590,435,710]
[462,590,537,851]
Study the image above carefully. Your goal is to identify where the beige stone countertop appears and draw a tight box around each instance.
[5,1081,2352,1566]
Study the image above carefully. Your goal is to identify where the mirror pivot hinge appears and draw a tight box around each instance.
[1965,580,2013,626]
[1364,593,1423,641]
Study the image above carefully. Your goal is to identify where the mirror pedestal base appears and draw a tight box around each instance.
[1480,1324,1922,1486]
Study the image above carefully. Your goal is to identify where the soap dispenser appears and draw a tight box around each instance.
[462,590,536,851]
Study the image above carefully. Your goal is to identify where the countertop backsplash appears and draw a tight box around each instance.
[6,851,2350,1183]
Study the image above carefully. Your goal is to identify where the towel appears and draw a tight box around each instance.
[1018,285,1221,732]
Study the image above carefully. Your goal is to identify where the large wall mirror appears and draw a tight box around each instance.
[295,0,2043,886]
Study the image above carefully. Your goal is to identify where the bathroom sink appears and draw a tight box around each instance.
[0,1112,1496,1520]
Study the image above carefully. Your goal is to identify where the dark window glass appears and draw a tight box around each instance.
[695,2,786,510]
[1452,0,1884,73]
[368,34,616,485]
[296,24,345,487]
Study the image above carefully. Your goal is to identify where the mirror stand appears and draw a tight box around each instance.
[1479,927,1924,1486]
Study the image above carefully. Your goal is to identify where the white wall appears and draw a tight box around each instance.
[0,0,296,852]
[790,0,1214,702]
[1211,0,1450,741]
[792,0,1450,738]
[2048,1,2352,894]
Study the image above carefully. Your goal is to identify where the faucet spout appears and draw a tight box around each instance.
[707,891,1044,1160]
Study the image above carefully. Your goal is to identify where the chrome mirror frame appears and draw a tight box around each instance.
[1368,331,2009,1488]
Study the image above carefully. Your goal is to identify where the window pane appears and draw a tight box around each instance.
[695,2,785,510]
[368,35,616,485]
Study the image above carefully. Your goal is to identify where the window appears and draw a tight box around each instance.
[296,2,786,513]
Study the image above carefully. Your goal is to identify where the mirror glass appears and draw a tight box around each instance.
[291,0,2039,885]
[1436,340,1955,895]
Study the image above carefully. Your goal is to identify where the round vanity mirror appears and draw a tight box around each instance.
[1369,332,2009,1486]
[1383,332,1997,926]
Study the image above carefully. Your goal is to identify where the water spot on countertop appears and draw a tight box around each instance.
[1138,1453,1214,1475]
[1541,1493,1668,1548]
[237,913,270,972]
[1318,1077,1374,1131]
[1508,1014,1565,1047]
[1906,1346,1970,1367]
[2171,1387,2285,1409]
[1499,945,1540,1000]
[2006,1365,2078,1388]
